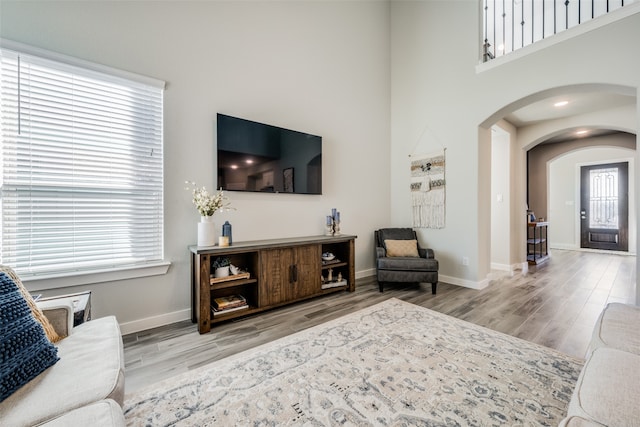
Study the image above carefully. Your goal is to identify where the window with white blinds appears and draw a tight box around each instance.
[0,44,165,279]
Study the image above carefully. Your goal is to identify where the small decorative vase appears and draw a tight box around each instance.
[197,216,216,247]
[214,266,230,278]
[222,221,232,245]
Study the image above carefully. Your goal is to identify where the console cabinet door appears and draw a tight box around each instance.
[259,248,294,307]
[259,245,321,307]
[292,244,321,300]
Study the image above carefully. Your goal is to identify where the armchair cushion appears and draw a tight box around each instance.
[384,239,420,257]
[0,272,59,402]
[377,256,439,272]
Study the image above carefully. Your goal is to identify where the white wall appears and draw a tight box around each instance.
[490,126,511,270]
[3,0,640,328]
[391,1,640,288]
[0,1,391,332]
[549,146,636,253]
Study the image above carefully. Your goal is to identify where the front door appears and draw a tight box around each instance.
[580,162,628,251]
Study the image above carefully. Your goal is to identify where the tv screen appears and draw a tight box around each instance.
[217,114,322,195]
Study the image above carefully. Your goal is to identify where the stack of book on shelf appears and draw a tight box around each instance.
[211,294,248,317]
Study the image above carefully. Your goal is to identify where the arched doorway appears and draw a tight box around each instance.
[480,83,637,278]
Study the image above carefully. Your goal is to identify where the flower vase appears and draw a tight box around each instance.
[197,216,216,247]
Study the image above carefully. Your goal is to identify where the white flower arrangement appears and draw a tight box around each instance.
[185,181,234,217]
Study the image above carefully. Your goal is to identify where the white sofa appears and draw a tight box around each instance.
[0,296,125,426]
[559,303,640,426]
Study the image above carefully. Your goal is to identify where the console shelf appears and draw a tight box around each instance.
[527,221,549,265]
[210,272,251,284]
[210,278,257,291]
[190,234,356,334]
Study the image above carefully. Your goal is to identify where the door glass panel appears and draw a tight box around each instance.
[589,167,619,229]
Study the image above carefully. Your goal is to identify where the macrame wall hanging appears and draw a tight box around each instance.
[410,149,446,228]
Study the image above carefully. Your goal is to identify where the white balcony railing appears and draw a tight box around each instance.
[483,0,635,62]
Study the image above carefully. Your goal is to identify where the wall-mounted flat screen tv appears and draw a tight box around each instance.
[217,113,322,195]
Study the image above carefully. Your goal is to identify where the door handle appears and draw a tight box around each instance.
[289,265,298,283]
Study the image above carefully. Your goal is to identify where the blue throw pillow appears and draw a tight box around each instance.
[0,271,59,402]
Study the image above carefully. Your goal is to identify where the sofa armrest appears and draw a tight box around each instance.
[419,248,435,259]
[37,299,75,338]
[375,247,386,259]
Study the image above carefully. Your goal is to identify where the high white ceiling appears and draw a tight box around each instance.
[504,91,636,143]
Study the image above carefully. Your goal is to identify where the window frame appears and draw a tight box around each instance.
[0,39,169,288]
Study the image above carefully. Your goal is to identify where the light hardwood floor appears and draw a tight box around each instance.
[123,249,636,393]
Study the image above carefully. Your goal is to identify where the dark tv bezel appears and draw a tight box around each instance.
[216,113,322,195]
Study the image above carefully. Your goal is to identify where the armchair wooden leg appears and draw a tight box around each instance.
[431,282,437,295]
[378,282,384,292]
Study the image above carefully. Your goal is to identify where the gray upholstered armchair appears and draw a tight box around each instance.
[375,228,439,294]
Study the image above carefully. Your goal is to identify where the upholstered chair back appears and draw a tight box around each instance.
[376,228,418,249]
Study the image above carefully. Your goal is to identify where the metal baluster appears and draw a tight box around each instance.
[483,0,494,62]
[532,0,535,45]
[579,0,582,23]
[554,0,557,34]
[484,0,489,60]
[502,0,506,56]
[512,0,515,54]
[521,0,525,48]
[493,0,497,58]
[542,0,546,38]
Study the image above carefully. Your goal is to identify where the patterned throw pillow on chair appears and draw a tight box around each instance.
[0,272,60,402]
[384,239,420,257]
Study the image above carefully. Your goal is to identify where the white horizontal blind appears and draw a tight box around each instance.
[0,47,164,278]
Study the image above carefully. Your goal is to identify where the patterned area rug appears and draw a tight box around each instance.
[124,298,583,426]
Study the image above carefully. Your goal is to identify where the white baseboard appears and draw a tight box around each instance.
[120,269,491,334]
[492,262,528,274]
[490,262,511,272]
[550,243,579,250]
[356,268,376,279]
[439,274,489,290]
[119,308,191,335]
[550,244,635,256]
